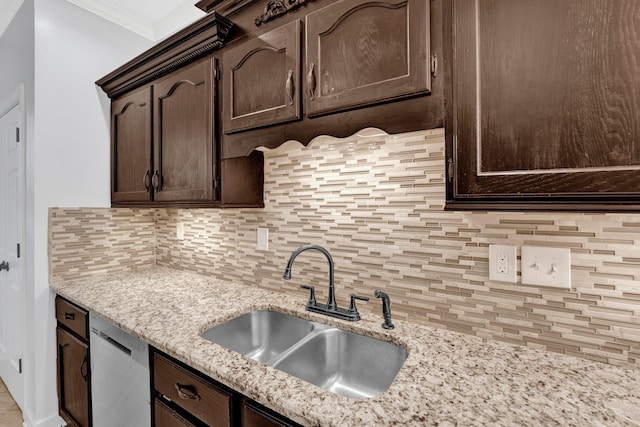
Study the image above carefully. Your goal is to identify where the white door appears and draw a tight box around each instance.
[0,99,25,411]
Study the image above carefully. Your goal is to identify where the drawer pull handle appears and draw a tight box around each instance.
[80,355,88,382]
[64,312,75,320]
[143,170,151,192]
[286,69,295,106]
[175,383,201,401]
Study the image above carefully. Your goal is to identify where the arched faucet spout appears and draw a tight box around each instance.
[283,244,336,309]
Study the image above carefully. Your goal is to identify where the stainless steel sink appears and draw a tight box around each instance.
[201,310,407,398]
[272,328,407,398]
[200,310,315,364]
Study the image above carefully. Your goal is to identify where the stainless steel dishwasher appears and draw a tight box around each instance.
[90,313,150,427]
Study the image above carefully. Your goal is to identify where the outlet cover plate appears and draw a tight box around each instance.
[489,244,517,283]
[257,227,269,251]
[521,246,571,289]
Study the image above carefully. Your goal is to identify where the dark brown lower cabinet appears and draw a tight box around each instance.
[55,296,91,427]
[155,398,201,427]
[151,349,301,427]
[241,398,299,427]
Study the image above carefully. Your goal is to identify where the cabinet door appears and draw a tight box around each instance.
[305,0,430,117]
[57,328,91,427]
[449,0,640,208]
[111,86,152,203]
[154,58,215,202]
[223,20,301,133]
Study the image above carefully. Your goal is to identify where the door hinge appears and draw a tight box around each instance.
[447,158,454,183]
[16,127,20,142]
[430,54,438,78]
[17,243,20,258]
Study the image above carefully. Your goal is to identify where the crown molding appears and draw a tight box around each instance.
[96,11,233,98]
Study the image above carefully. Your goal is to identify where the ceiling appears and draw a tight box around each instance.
[0,0,206,41]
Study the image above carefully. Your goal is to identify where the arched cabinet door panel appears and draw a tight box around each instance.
[111,86,152,203]
[223,20,301,134]
[305,0,430,117]
[153,58,215,202]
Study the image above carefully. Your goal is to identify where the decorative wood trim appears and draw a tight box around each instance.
[96,12,233,99]
[255,0,313,26]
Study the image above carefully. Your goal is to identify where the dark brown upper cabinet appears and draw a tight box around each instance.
[305,0,430,117]
[446,0,640,210]
[97,12,265,208]
[111,86,152,204]
[223,19,301,133]
[221,0,442,159]
[153,58,215,203]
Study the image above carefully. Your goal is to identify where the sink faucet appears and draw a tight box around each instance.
[283,244,368,321]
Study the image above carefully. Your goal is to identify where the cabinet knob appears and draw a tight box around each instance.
[307,63,316,101]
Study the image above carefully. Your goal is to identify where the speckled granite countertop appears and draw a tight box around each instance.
[51,267,640,426]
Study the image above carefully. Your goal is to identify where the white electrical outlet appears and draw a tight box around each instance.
[176,222,185,240]
[521,246,571,288]
[489,245,517,283]
[257,228,269,251]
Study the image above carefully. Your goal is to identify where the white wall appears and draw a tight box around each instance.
[0,0,37,424]
[26,0,152,425]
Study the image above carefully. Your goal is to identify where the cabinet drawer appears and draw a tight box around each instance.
[154,353,233,427]
[154,398,200,427]
[55,296,88,340]
[242,398,300,427]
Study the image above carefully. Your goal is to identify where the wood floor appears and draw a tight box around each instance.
[0,378,22,426]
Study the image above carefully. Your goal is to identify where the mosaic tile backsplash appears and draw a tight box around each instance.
[48,208,155,280]
[49,128,640,367]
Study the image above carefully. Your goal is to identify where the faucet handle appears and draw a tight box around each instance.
[349,294,369,313]
[300,285,317,306]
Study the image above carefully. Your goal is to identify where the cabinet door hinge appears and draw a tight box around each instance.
[430,54,438,78]
[16,127,20,142]
[447,158,454,183]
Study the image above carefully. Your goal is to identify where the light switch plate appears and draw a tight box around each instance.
[257,227,269,251]
[176,222,185,240]
[489,245,517,283]
[521,246,571,288]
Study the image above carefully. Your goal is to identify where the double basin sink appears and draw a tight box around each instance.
[200,310,407,399]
